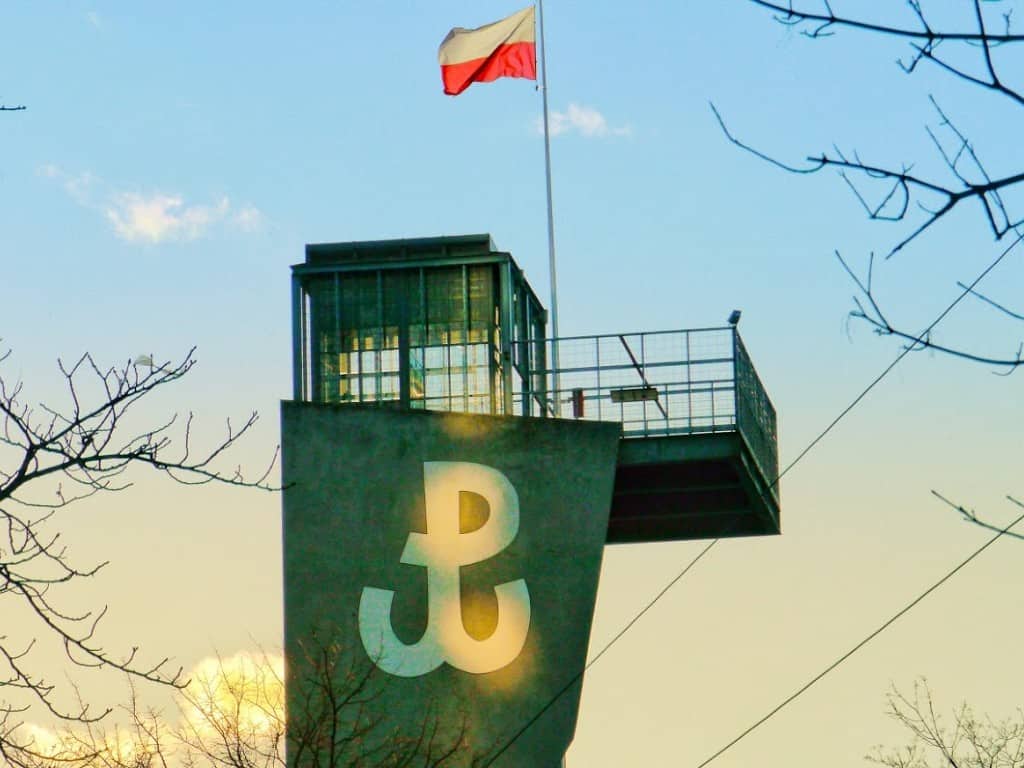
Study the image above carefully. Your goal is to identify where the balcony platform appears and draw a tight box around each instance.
[525,327,781,544]
[609,432,780,544]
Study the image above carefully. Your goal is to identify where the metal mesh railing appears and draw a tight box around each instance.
[519,328,735,435]
[734,334,779,497]
[518,328,778,491]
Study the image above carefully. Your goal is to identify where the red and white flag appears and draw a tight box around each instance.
[438,6,537,96]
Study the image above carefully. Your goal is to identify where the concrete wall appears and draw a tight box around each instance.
[281,402,620,767]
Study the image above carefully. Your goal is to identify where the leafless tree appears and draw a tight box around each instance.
[0,346,277,767]
[18,641,482,768]
[867,679,1024,768]
[281,633,479,768]
[719,0,1024,369]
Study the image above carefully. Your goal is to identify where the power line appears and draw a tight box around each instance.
[481,232,1024,765]
[694,504,1024,768]
[480,538,720,767]
[774,231,1023,488]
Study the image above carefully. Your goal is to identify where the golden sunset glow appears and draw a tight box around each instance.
[15,724,75,759]
[438,578,532,676]
[438,412,497,439]
[19,715,169,764]
[181,650,286,740]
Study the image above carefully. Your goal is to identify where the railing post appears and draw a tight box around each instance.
[640,333,648,435]
[710,380,716,432]
[732,327,740,433]
[685,330,692,433]
[663,382,669,435]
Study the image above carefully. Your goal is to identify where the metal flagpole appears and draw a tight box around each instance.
[539,10,567,759]
[536,0,561,417]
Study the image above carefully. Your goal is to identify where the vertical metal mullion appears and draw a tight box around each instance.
[421,268,428,409]
[519,278,529,416]
[490,266,503,415]
[353,275,364,404]
[461,264,469,413]
[446,342,453,412]
[516,281,525,415]
[595,336,602,422]
[516,278,524,415]
[334,272,344,402]
[398,268,411,409]
[291,274,303,401]
[302,283,310,400]
[520,282,528,415]
[500,261,515,415]
[376,270,384,402]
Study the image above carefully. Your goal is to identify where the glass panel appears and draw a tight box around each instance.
[409,348,425,403]
[383,270,416,351]
[426,267,465,345]
[467,265,493,344]
[305,262,507,413]
[305,275,339,402]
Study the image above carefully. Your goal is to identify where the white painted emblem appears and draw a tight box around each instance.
[359,461,531,677]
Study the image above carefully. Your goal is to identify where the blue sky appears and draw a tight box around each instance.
[2,2,1022,766]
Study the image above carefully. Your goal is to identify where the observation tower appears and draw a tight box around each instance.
[289,233,780,543]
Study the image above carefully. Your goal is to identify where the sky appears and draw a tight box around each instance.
[1,1,1023,766]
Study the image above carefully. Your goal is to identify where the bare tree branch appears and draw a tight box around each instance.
[749,0,1024,44]
[713,103,1024,259]
[0,345,279,764]
[732,0,1024,369]
[932,490,1024,542]
[955,282,1024,321]
[835,248,1024,370]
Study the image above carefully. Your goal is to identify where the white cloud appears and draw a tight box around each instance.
[105,193,230,243]
[536,103,632,139]
[15,723,64,756]
[183,651,285,739]
[39,164,262,244]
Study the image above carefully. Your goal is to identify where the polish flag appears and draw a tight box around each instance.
[438,6,537,96]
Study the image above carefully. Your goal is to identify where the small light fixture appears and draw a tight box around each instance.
[728,310,742,326]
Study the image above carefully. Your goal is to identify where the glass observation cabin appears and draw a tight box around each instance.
[291,234,780,543]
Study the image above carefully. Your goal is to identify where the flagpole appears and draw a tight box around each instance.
[536,0,561,417]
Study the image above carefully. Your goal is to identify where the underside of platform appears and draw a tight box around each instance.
[608,432,780,544]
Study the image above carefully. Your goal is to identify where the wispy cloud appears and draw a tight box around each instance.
[234,205,264,233]
[535,103,632,139]
[40,165,263,243]
[38,164,96,204]
[105,193,230,243]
